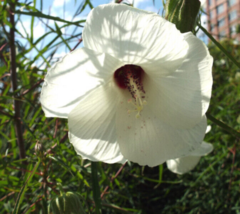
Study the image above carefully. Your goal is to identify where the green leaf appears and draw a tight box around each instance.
[102,202,136,214]
[30,0,36,43]
[142,176,182,184]
[14,10,84,26]
[48,155,75,177]
[71,164,90,187]
[54,22,71,51]
[12,158,41,214]
[159,164,163,183]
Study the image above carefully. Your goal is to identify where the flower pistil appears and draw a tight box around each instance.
[114,64,147,118]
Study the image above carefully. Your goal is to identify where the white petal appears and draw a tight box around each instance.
[116,94,207,167]
[40,47,123,118]
[166,141,213,174]
[68,83,126,164]
[166,156,201,175]
[143,32,213,129]
[206,125,211,133]
[191,141,213,156]
[83,4,188,71]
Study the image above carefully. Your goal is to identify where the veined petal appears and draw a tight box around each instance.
[166,141,213,174]
[116,93,207,167]
[206,125,211,133]
[40,47,123,118]
[83,4,188,71]
[68,83,126,164]
[143,32,213,129]
[191,141,213,156]
[166,156,201,175]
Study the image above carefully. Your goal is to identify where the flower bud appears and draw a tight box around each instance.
[49,192,86,214]
[235,72,240,82]
[34,141,44,158]
[165,0,201,33]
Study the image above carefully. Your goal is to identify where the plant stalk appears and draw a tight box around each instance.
[9,2,26,161]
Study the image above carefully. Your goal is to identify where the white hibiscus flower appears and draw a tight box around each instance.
[166,126,213,174]
[40,4,213,167]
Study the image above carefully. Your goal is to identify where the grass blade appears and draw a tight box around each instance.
[14,10,84,26]
[13,158,41,214]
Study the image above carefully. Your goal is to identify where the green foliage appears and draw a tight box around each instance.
[0,1,240,214]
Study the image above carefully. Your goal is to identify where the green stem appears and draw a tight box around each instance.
[198,23,240,69]
[9,2,26,162]
[206,113,240,138]
[91,162,101,214]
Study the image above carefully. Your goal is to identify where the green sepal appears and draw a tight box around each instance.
[165,0,201,33]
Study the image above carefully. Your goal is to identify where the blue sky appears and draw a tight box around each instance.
[15,0,163,67]
[15,0,206,67]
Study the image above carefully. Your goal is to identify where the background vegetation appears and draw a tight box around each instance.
[0,0,240,213]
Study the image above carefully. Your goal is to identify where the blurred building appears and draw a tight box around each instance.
[206,0,240,41]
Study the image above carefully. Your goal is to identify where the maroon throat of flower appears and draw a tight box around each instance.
[114,64,147,118]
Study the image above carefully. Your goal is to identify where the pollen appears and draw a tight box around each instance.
[114,65,147,118]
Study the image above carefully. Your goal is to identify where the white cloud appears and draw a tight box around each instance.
[65,12,87,22]
[133,0,151,7]
[144,5,158,13]
[34,23,46,38]
[17,20,45,39]
[53,0,70,8]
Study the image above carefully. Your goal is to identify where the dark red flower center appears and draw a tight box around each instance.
[114,64,145,92]
[114,65,146,118]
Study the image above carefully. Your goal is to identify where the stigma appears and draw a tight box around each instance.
[114,65,147,118]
